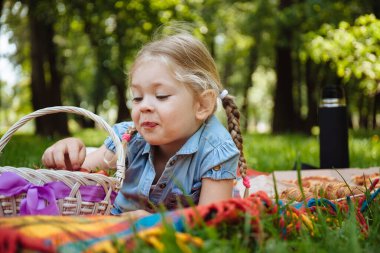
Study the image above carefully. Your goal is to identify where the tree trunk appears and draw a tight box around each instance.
[221,60,233,88]
[272,46,295,133]
[72,92,94,128]
[272,0,296,133]
[115,78,130,122]
[373,89,380,129]
[373,1,380,18]
[28,2,68,136]
[305,59,318,130]
[0,0,4,24]
[293,55,310,133]
[80,8,131,123]
[114,24,131,122]
[241,46,258,133]
[358,93,368,129]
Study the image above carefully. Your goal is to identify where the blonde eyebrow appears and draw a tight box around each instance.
[130,82,165,89]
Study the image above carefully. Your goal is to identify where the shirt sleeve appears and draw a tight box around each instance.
[104,121,134,153]
[201,140,239,180]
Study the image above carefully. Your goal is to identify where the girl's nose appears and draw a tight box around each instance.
[139,97,154,112]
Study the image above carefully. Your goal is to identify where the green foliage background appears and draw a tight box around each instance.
[1,0,379,133]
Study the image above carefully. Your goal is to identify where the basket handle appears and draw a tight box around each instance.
[0,106,126,184]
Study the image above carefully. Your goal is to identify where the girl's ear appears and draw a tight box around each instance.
[195,90,217,121]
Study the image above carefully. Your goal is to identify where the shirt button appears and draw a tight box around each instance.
[169,160,176,166]
[159,183,167,189]
[213,165,221,171]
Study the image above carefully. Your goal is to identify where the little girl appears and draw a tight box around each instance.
[42,31,249,216]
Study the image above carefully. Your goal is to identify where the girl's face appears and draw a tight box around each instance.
[130,59,202,154]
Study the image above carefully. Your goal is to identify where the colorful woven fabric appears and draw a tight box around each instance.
[0,213,184,253]
[1,179,378,253]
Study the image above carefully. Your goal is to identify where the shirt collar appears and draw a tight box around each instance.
[142,141,151,155]
[141,116,212,156]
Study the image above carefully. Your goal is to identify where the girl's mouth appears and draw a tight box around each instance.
[141,122,158,128]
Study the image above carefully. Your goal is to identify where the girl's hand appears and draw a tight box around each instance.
[120,209,151,220]
[42,137,86,170]
[42,138,117,171]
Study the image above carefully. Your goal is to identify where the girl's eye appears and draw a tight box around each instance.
[132,97,143,103]
[156,95,170,100]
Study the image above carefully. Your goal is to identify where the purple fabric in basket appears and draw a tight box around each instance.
[0,172,117,215]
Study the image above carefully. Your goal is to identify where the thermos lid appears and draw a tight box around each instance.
[322,84,344,99]
[320,84,346,107]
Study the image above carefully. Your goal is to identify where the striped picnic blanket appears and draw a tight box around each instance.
[2,186,377,253]
[0,213,184,253]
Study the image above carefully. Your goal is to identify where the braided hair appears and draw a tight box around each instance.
[221,95,250,197]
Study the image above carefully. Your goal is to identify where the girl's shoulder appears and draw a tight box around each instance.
[193,115,240,163]
[201,116,237,148]
[196,116,240,179]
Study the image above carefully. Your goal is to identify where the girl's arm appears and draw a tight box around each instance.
[198,178,234,205]
[42,137,117,171]
[81,145,117,171]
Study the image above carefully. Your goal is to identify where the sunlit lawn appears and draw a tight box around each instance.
[244,131,380,172]
[0,128,379,171]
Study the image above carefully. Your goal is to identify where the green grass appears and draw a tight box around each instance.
[243,131,380,172]
[0,129,107,167]
[1,129,379,171]
[0,128,379,252]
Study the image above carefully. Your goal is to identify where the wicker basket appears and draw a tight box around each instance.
[0,106,126,216]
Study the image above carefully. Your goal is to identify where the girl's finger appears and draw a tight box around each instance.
[53,148,66,169]
[67,144,83,170]
[42,148,55,168]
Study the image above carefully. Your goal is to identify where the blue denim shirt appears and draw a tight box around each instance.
[104,115,239,214]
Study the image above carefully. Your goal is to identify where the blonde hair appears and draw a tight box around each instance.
[130,31,248,182]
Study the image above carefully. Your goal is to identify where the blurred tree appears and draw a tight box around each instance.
[3,0,69,136]
[27,0,68,136]
[206,0,276,133]
[232,0,276,132]
[66,0,195,123]
[272,0,295,133]
[56,11,97,127]
[2,0,379,135]
[296,1,373,132]
[272,0,374,133]
[0,0,4,22]
[305,14,380,129]
[373,1,380,17]
[68,1,132,122]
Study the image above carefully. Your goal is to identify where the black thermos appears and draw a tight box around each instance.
[319,84,350,169]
